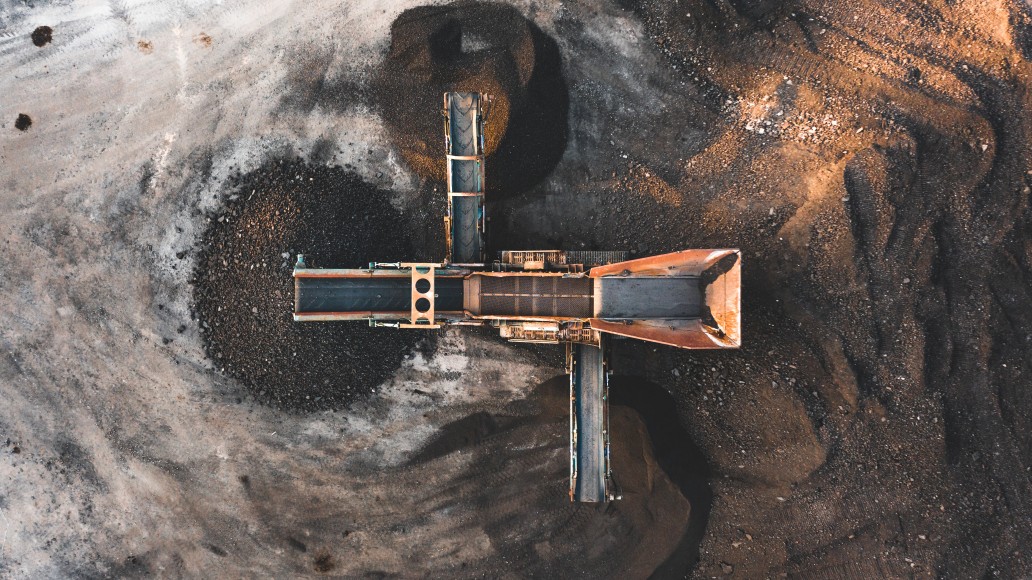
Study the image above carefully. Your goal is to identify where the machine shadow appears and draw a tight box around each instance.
[609,375,713,575]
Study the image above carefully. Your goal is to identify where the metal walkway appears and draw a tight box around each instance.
[469,275,594,318]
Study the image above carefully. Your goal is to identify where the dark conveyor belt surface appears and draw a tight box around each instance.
[448,92,479,158]
[574,343,606,503]
[447,92,483,263]
[451,195,481,264]
[296,277,464,313]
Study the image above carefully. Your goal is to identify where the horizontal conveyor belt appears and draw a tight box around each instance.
[295,276,464,314]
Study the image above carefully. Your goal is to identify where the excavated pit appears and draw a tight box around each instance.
[192,160,424,412]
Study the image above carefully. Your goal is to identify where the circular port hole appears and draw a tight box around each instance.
[415,278,432,293]
[415,297,432,313]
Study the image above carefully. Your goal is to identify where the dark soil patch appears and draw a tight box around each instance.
[287,536,307,552]
[373,1,568,195]
[31,26,52,47]
[192,160,422,412]
[203,543,227,557]
[15,114,32,131]
[313,553,335,573]
[408,411,520,465]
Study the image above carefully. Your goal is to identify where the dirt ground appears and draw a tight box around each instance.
[2,0,1031,577]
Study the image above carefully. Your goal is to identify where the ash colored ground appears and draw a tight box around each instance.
[2,0,1032,577]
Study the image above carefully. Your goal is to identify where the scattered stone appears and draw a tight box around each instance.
[31,26,52,47]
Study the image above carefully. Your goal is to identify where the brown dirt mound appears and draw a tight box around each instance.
[373,1,568,195]
[191,160,425,412]
[600,1,1032,576]
[400,376,703,577]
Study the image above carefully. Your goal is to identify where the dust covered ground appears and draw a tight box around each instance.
[2,0,1032,577]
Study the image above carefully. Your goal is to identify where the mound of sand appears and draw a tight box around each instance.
[373,1,569,194]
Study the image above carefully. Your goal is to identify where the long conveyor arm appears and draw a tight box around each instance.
[570,340,610,502]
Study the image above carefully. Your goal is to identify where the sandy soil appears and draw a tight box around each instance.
[2,0,1031,577]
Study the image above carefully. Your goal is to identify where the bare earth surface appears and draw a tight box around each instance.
[2,0,1031,577]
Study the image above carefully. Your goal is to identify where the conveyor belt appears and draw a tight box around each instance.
[295,277,464,313]
[448,93,479,159]
[451,196,482,264]
[446,92,484,264]
[449,159,481,194]
[573,343,607,502]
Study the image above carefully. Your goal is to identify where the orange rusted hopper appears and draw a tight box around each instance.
[589,249,740,349]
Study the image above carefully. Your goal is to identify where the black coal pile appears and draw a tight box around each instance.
[373,1,569,194]
[192,159,422,412]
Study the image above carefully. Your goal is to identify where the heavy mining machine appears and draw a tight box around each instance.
[293,92,741,502]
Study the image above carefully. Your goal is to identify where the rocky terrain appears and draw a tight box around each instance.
[1,0,1031,577]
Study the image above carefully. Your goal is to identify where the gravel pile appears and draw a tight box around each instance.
[372,1,569,195]
[192,159,423,412]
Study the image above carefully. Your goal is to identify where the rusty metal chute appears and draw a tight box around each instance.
[588,249,741,349]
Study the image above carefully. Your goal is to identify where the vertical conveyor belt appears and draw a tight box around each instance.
[445,92,485,264]
[571,340,608,502]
